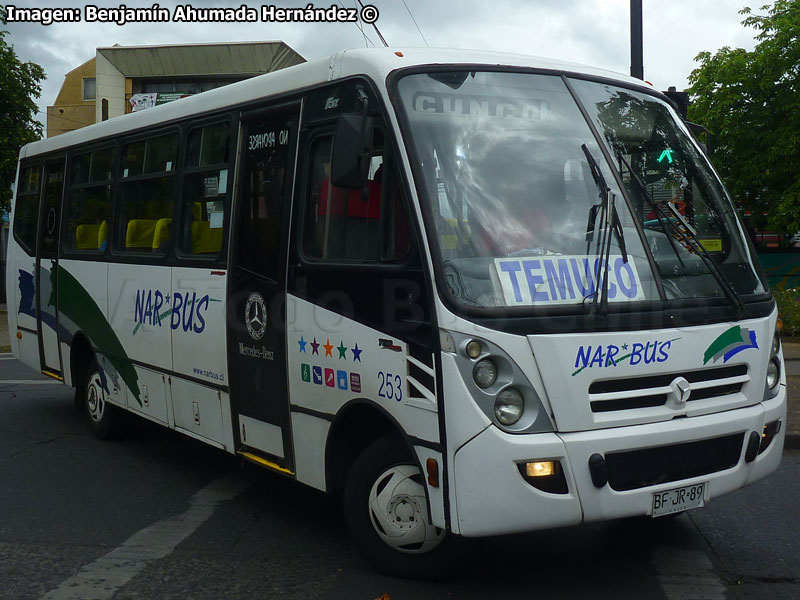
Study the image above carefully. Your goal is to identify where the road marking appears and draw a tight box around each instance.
[0,380,62,385]
[652,545,727,599]
[40,472,252,600]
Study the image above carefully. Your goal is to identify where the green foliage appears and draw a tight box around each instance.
[687,1,800,237]
[0,7,45,213]
[773,284,800,337]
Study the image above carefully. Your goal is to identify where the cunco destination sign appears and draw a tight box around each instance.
[494,255,645,306]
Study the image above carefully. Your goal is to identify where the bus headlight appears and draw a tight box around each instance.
[473,359,498,388]
[495,388,524,425]
[766,358,780,390]
[771,332,781,356]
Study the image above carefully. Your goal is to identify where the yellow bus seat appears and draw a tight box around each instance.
[153,218,172,250]
[191,220,223,254]
[98,220,108,250]
[75,223,100,249]
[125,219,157,249]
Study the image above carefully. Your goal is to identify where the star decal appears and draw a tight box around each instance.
[310,337,320,355]
[621,343,629,351]
[337,341,348,359]
[351,343,362,362]
[298,336,307,353]
[323,339,334,357]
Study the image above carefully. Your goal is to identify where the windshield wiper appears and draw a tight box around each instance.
[582,144,629,317]
[614,151,744,314]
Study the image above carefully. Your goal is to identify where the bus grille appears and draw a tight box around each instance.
[588,364,748,414]
[605,432,745,491]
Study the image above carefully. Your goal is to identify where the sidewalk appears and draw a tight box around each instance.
[0,302,9,352]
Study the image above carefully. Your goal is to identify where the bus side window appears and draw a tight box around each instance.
[179,122,230,258]
[303,129,409,263]
[64,147,114,253]
[115,133,178,254]
[13,164,42,255]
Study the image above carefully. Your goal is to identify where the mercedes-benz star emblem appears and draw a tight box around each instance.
[670,376,692,405]
[245,292,267,340]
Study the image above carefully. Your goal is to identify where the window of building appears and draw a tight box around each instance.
[141,78,241,95]
[13,165,41,255]
[179,122,231,257]
[63,148,114,253]
[83,78,96,101]
[303,129,410,263]
[116,133,178,253]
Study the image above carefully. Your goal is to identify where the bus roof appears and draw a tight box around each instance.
[22,47,653,159]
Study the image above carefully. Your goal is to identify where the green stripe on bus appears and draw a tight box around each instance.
[57,265,142,405]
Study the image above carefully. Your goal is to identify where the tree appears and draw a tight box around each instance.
[0,7,45,213]
[688,0,800,237]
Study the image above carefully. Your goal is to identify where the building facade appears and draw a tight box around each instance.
[47,41,305,137]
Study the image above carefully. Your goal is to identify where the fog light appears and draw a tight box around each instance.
[759,420,782,455]
[466,340,482,359]
[473,358,498,388]
[525,461,556,477]
[495,387,524,425]
[766,359,780,390]
[518,460,568,494]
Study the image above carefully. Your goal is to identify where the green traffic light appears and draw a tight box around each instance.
[657,149,674,164]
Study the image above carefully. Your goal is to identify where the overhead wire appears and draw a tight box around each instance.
[400,0,429,47]
[355,0,388,46]
[339,0,374,47]
[36,110,92,129]
[352,0,372,47]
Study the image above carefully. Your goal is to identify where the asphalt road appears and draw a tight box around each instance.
[1,352,798,600]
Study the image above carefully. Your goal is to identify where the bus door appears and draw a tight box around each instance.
[228,104,300,469]
[36,158,65,376]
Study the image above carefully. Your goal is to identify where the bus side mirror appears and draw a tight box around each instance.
[331,113,373,189]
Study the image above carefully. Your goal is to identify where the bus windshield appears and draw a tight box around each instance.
[395,71,765,311]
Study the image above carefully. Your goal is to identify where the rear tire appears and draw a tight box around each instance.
[82,357,120,440]
[342,434,464,579]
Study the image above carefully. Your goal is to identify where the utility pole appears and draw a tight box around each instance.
[630,0,643,80]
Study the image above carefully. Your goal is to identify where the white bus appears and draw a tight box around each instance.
[5,48,786,578]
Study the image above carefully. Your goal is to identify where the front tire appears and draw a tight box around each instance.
[343,434,463,579]
[82,357,120,440]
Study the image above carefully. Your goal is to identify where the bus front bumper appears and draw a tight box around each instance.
[451,387,786,537]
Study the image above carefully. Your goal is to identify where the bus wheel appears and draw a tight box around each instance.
[83,358,118,440]
[343,434,461,579]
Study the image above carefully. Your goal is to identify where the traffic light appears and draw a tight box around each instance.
[663,86,690,120]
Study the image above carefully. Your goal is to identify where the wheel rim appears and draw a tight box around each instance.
[367,464,446,554]
[86,372,105,422]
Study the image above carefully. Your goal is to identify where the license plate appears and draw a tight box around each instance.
[651,482,705,517]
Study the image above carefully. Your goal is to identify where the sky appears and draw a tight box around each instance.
[3,0,763,130]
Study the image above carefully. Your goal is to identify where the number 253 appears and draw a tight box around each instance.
[378,372,402,401]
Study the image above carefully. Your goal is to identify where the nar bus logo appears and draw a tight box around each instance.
[703,326,758,364]
[133,289,215,335]
[572,338,681,376]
